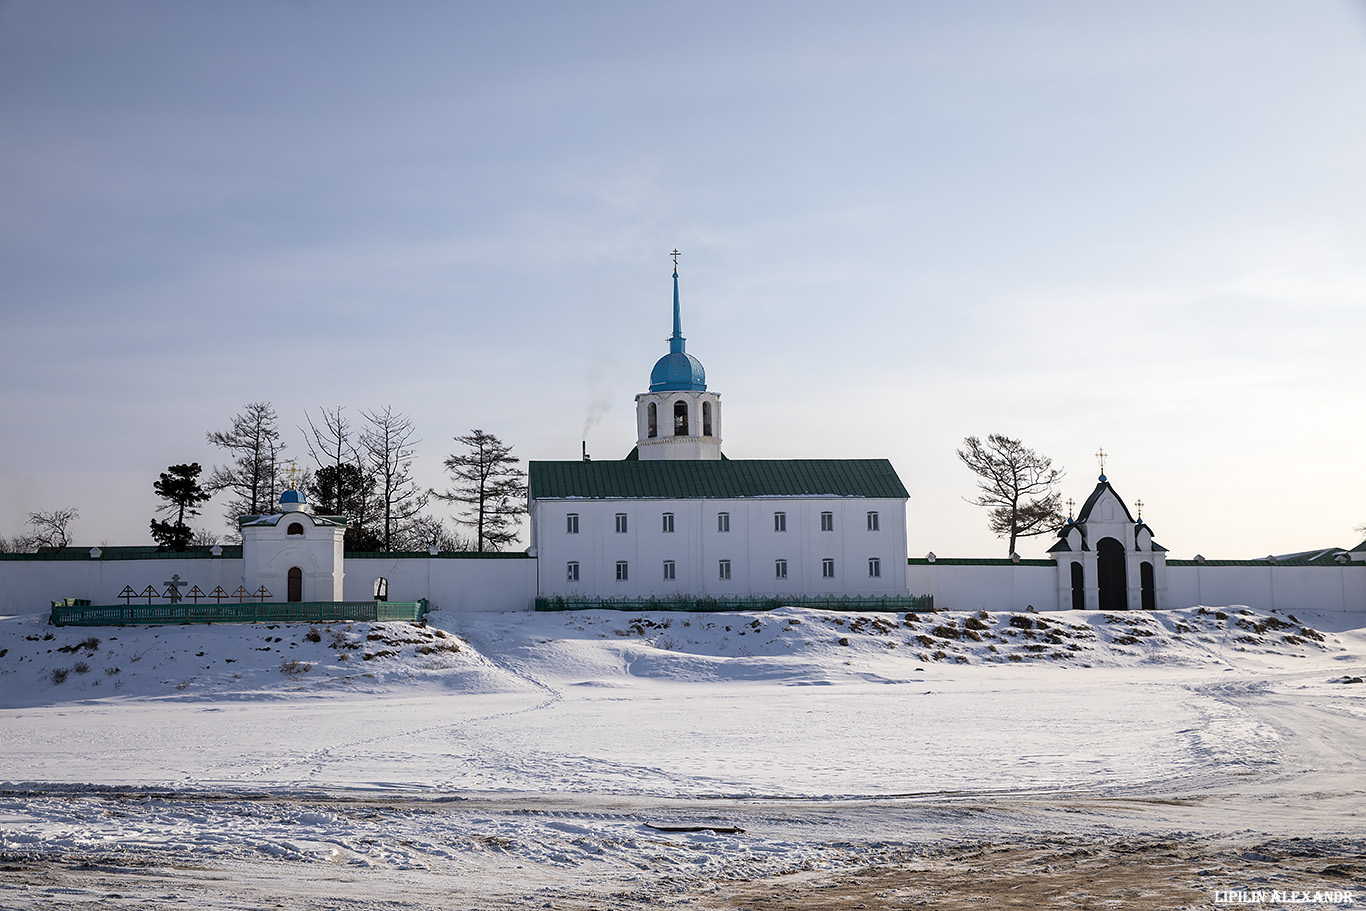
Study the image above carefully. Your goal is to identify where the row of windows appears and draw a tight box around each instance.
[567,510,881,534]
[568,557,883,582]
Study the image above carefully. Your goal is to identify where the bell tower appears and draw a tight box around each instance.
[635,254,722,460]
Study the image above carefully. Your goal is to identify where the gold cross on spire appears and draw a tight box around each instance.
[1096,447,1107,476]
[1135,499,1144,521]
[671,248,680,270]
[286,460,300,490]
[1067,497,1075,520]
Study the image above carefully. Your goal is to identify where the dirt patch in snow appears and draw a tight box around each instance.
[712,836,1366,910]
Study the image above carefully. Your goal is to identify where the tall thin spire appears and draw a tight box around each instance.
[669,249,685,354]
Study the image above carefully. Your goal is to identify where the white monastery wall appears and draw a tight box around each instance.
[0,555,247,615]
[343,555,536,612]
[907,561,1058,613]
[906,561,1364,613]
[0,552,537,616]
[3,554,1360,618]
[1165,563,1364,613]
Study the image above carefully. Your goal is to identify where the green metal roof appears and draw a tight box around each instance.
[1168,556,1364,568]
[529,459,909,500]
[907,557,1055,567]
[2,545,244,561]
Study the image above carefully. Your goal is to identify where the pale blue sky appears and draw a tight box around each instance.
[2,1,1364,558]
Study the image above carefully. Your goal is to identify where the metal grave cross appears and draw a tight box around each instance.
[163,573,187,604]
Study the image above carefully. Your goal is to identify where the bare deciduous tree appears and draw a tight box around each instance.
[957,434,1065,556]
[433,429,527,553]
[0,534,35,554]
[392,515,469,553]
[303,406,380,549]
[361,407,429,552]
[26,507,80,550]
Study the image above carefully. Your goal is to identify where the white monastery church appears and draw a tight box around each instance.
[527,265,911,605]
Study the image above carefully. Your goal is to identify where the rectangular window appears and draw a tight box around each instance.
[867,511,880,532]
[566,561,579,582]
[718,559,732,580]
[775,559,788,580]
[820,511,833,532]
[868,557,881,578]
[566,513,579,534]
[662,512,675,533]
[616,561,629,581]
[717,512,730,533]
[663,560,675,580]
[774,511,787,533]
[615,513,628,534]
[822,558,835,578]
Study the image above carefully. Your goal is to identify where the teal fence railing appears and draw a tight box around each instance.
[534,593,933,613]
[49,599,429,627]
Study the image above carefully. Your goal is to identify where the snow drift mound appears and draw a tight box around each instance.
[445,605,1350,687]
[0,616,537,708]
[0,605,1348,706]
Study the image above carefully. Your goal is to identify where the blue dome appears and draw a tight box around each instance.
[650,352,706,392]
[280,488,305,505]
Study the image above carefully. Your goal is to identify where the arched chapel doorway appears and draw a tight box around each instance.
[1070,562,1085,610]
[1096,538,1126,611]
[1140,561,1155,611]
[287,566,303,602]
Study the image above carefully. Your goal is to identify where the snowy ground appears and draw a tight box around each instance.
[2,604,1364,908]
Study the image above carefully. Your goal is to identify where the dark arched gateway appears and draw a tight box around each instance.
[1096,537,1127,612]
[1140,561,1155,611]
[1070,562,1085,610]
[287,566,303,603]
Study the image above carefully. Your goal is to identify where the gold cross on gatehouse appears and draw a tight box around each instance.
[286,460,301,490]
[1096,447,1107,476]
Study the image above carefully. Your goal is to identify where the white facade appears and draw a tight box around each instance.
[1049,478,1169,611]
[532,495,909,600]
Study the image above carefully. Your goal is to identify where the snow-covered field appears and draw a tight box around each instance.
[2,604,1364,909]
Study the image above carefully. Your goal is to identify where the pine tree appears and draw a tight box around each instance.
[150,462,211,551]
[433,429,527,553]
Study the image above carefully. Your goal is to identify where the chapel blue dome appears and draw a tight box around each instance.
[648,267,707,392]
[280,488,305,505]
[650,352,706,392]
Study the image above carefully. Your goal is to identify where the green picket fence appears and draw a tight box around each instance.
[49,599,429,627]
[535,593,934,613]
